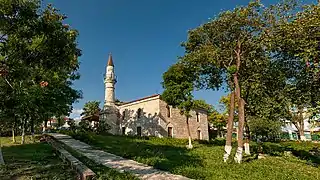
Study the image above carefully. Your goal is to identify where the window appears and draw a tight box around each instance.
[122,127,126,135]
[137,108,142,118]
[196,112,200,122]
[168,127,173,138]
[122,111,125,120]
[197,130,201,140]
[166,105,171,117]
[137,126,142,136]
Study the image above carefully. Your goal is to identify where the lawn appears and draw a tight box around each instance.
[0,136,77,180]
[66,131,320,180]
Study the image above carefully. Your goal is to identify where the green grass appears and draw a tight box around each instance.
[66,132,320,180]
[0,136,77,180]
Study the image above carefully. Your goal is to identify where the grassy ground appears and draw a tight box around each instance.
[0,136,77,180]
[67,132,320,180]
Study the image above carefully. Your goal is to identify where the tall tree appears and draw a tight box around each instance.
[0,0,82,143]
[265,1,320,140]
[179,1,267,163]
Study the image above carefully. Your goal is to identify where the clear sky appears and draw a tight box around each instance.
[41,0,315,119]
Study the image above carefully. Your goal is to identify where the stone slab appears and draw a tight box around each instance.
[46,133,191,180]
[45,136,95,180]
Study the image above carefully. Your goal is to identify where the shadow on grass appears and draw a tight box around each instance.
[0,142,76,180]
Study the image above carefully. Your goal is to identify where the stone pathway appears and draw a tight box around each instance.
[47,133,191,180]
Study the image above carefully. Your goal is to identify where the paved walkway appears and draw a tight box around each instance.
[47,133,190,180]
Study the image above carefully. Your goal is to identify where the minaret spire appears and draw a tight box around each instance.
[104,52,116,106]
[107,53,114,66]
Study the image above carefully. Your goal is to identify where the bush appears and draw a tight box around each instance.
[94,120,111,134]
[249,140,320,164]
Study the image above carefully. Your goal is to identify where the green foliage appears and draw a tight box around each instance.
[219,93,238,115]
[267,1,320,75]
[193,99,214,113]
[0,0,82,138]
[250,141,320,164]
[95,120,111,134]
[162,63,195,116]
[81,101,101,117]
[78,119,91,132]
[209,110,227,130]
[248,117,282,139]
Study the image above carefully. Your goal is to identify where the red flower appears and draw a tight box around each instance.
[40,81,48,87]
[306,61,310,68]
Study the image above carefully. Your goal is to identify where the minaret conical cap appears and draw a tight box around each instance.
[107,53,114,66]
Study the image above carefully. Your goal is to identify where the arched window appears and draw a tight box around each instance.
[168,127,173,138]
[137,108,142,118]
[196,112,200,122]
[122,111,125,120]
[166,105,171,117]
[197,129,202,140]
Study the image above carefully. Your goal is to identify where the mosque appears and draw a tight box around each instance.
[99,54,209,140]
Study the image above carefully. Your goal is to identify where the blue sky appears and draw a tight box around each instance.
[41,0,315,119]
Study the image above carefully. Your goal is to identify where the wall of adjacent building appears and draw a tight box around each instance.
[118,96,161,136]
[159,99,209,140]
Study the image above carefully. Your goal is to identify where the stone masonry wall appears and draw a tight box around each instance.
[159,100,209,140]
[118,96,161,136]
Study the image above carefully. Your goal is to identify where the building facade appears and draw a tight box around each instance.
[99,54,209,140]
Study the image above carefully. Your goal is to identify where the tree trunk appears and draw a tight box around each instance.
[293,108,306,141]
[43,118,48,132]
[21,118,27,144]
[31,118,35,142]
[12,120,16,143]
[233,75,245,163]
[186,116,193,149]
[12,128,16,143]
[233,41,245,163]
[299,116,305,141]
[244,117,250,155]
[224,91,235,162]
[295,122,305,141]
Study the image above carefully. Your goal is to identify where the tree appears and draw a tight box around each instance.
[0,0,82,143]
[267,2,320,76]
[208,109,227,138]
[264,1,320,140]
[81,101,101,117]
[179,1,268,163]
[162,62,197,149]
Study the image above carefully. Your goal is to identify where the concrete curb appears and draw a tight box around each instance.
[44,135,96,180]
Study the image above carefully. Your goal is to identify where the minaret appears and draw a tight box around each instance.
[104,53,116,106]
